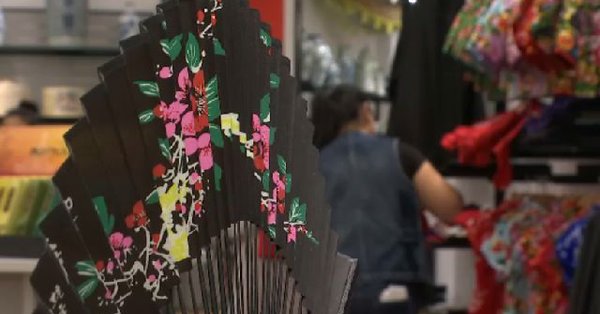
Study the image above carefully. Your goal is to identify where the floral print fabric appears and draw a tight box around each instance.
[445,0,600,99]
[457,198,597,314]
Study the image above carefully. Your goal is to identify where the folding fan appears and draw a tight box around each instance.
[30,0,357,313]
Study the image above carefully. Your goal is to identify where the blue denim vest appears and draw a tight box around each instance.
[319,132,431,295]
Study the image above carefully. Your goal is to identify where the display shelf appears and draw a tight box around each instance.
[0,257,37,274]
[444,157,600,184]
[300,81,389,103]
[0,116,80,125]
[35,117,81,125]
[433,237,471,249]
[0,45,120,57]
[0,236,45,259]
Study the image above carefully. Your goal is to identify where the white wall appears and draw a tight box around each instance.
[301,0,399,76]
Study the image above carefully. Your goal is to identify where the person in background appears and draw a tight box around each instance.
[311,85,463,314]
[2,100,39,125]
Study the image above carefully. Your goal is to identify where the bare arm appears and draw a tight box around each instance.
[413,161,463,224]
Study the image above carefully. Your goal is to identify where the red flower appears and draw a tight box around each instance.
[197,10,205,24]
[253,141,267,171]
[96,260,105,272]
[153,164,167,178]
[153,102,167,119]
[195,115,209,133]
[125,201,148,229]
[194,181,203,191]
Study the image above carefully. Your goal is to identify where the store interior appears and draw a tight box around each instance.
[0,0,599,313]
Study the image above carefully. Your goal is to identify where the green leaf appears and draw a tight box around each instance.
[260,93,270,122]
[268,225,276,239]
[138,109,155,124]
[240,145,246,154]
[206,77,221,122]
[145,189,160,205]
[158,138,171,161]
[160,34,183,61]
[262,170,270,191]
[77,277,100,301]
[298,203,307,222]
[270,73,280,88]
[75,260,97,278]
[209,124,224,148]
[260,28,272,47]
[277,155,287,174]
[214,38,226,56]
[289,198,305,224]
[134,81,160,97]
[270,127,276,145]
[92,197,114,235]
[186,32,201,73]
[214,163,222,192]
[305,231,319,245]
[285,173,292,193]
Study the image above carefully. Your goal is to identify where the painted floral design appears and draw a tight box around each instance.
[109,232,133,262]
[49,284,67,314]
[134,0,317,267]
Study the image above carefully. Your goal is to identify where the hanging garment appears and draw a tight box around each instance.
[387,0,484,168]
[455,207,512,314]
[440,108,529,189]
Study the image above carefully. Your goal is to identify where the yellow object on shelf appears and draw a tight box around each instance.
[327,0,402,34]
[0,176,54,237]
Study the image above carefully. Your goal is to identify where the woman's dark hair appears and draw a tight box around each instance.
[311,85,369,149]
[5,100,39,124]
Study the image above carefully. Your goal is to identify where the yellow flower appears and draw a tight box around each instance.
[166,227,189,262]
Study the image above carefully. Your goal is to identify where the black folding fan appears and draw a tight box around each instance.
[30,0,357,313]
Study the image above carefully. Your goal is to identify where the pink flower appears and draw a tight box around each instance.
[184,133,213,171]
[166,101,188,122]
[158,66,173,79]
[155,100,188,123]
[109,233,124,249]
[198,133,213,171]
[104,288,113,300]
[273,172,285,189]
[148,275,157,283]
[109,232,133,261]
[268,210,276,225]
[287,226,297,243]
[251,114,270,171]
[181,111,196,137]
[165,122,176,138]
[189,172,201,184]
[106,261,115,274]
[152,260,163,271]
[176,68,191,101]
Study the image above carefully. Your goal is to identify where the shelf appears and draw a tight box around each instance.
[0,257,37,274]
[444,157,600,184]
[35,117,80,125]
[0,236,45,259]
[433,237,471,249]
[300,81,389,103]
[0,45,120,57]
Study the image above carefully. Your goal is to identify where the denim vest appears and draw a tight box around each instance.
[319,132,431,294]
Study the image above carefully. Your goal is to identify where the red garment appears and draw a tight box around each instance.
[513,0,572,74]
[455,205,516,314]
[441,109,531,189]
